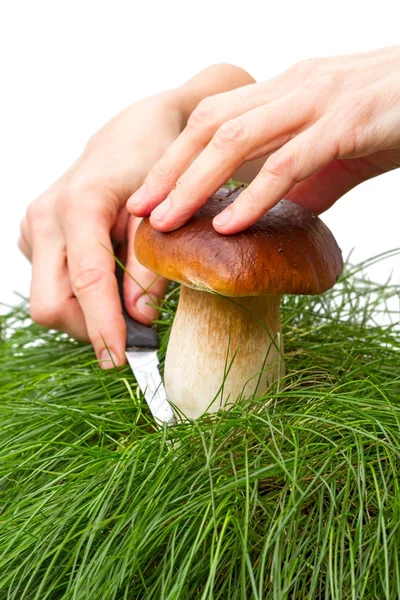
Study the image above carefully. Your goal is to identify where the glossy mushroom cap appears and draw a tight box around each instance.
[134,186,343,296]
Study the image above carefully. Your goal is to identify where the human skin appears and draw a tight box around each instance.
[127,46,400,234]
[19,64,256,368]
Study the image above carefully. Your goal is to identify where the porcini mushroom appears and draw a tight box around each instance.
[135,186,343,419]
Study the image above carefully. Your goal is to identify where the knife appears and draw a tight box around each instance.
[116,264,175,426]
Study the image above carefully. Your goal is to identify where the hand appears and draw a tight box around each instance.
[19,64,255,367]
[128,46,400,234]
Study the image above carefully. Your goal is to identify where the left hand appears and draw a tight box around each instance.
[19,63,254,367]
[128,46,400,233]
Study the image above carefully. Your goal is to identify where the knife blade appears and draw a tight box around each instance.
[116,264,175,426]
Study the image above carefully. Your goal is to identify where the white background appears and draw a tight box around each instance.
[1,0,399,314]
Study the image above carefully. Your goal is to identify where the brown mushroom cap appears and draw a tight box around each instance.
[134,186,343,296]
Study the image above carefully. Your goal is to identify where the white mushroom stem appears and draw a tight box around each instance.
[164,286,285,420]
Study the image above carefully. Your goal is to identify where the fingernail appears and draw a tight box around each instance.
[213,206,233,228]
[127,183,148,208]
[136,294,159,322]
[99,348,118,369]
[151,198,171,222]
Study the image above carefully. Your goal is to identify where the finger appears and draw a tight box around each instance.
[212,119,339,233]
[284,152,386,214]
[29,227,88,341]
[64,209,126,368]
[147,91,314,232]
[124,216,169,324]
[127,76,303,216]
[110,205,130,244]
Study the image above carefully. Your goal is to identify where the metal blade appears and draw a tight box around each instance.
[126,349,175,425]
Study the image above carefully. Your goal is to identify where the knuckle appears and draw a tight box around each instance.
[84,129,102,151]
[30,302,63,329]
[61,181,91,215]
[343,99,372,149]
[335,121,358,157]
[17,237,30,259]
[320,70,341,89]
[26,186,60,224]
[26,199,45,225]
[174,168,198,199]
[71,266,106,296]
[310,70,344,98]
[26,198,54,232]
[25,203,36,223]
[60,179,115,224]
[64,171,106,207]
[264,150,296,180]
[212,118,246,151]
[325,107,363,157]
[152,156,175,185]
[293,57,326,76]
[27,187,60,235]
[187,97,218,132]
[66,170,98,198]
[58,190,81,221]
[19,216,29,236]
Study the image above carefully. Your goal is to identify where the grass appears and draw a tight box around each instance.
[0,250,399,599]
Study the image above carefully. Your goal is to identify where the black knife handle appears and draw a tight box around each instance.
[124,314,159,350]
[115,262,159,350]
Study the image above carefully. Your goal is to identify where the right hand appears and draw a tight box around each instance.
[19,64,255,368]
[128,46,400,234]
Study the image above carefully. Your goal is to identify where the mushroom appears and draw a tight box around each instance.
[134,186,343,419]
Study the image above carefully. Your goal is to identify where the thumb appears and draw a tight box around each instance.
[124,216,169,324]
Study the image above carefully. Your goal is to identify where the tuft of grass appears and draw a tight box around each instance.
[0,250,399,599]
